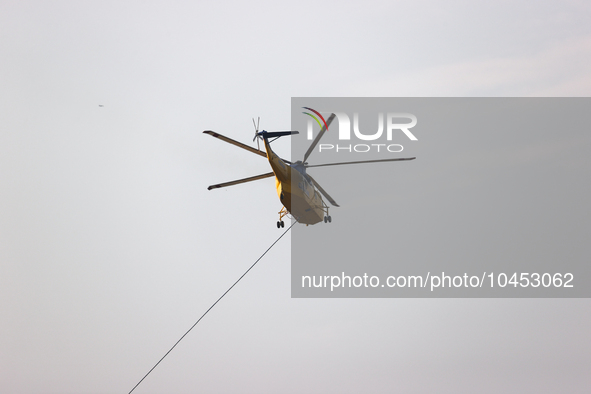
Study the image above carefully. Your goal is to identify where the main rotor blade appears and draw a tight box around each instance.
[203,130,266,158]
[307,174,339,207]
[306,157,415,168]
[207,172,275,190]
[302,113,336,164]
[204,130,292,164]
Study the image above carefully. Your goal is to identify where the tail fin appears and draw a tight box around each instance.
[257,130,299,139]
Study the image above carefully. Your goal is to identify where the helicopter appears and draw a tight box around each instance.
[204,113,415,227]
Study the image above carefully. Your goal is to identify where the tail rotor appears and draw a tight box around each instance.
[252,117,261,152]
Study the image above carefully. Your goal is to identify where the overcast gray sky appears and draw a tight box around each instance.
[1,1,590,393]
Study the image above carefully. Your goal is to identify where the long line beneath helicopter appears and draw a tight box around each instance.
[127,221,297,394]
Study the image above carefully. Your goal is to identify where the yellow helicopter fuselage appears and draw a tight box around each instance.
[263,138,324,225]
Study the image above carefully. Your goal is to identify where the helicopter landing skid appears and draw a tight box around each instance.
[277,207,288,228]
[321,200,332,224]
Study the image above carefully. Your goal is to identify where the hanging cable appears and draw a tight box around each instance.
[128,220,297,394]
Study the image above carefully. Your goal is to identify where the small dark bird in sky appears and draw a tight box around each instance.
[99,105,104,107]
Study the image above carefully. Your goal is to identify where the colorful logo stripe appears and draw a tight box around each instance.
[302,107,329,131]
